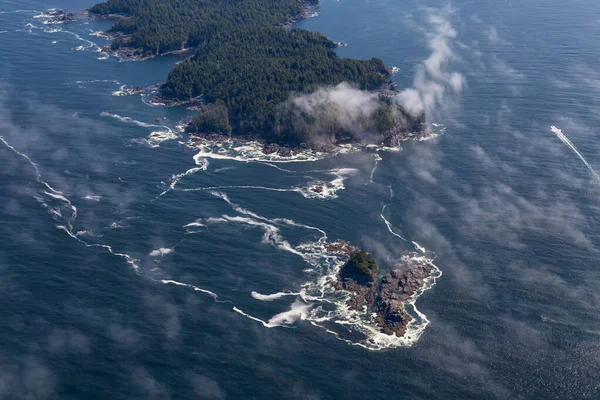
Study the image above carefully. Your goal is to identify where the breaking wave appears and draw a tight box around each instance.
[100,112,179,147]
[149,247,174,257]
[190,189,442,349]
[169,167,357,200]
[187,137,358,164]
[0,135,223,305]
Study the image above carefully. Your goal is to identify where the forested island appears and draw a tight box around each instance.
[89,0,431,149]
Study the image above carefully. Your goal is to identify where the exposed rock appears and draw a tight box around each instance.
[333,249,433,337]
[323,240,353,255]
[374,264,432,336]
[46,9,85,24]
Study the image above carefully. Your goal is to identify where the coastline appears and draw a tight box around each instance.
[85,0,431,153]
[15,5,444,349]
[88,0,320,62]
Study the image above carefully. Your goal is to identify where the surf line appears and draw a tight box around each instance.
[0,136,233,305]
[551,125,600,183]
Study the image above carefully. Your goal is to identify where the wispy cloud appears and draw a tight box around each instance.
[399,6,465,119]
[485,25,512,45]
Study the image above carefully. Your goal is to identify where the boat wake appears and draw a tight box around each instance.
[551,125,600,183]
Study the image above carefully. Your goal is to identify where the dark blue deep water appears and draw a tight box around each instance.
[1,0,600,398]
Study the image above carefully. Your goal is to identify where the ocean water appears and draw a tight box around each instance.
[1,0,600,398]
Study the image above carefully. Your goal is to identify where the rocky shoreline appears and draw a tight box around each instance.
[104,45,195,62]
[88,0,316,61]
[185,121,434,158]
[331,249,433,337]
[44,9,87,24]
[85,3,435,156]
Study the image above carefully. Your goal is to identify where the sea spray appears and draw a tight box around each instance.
[100,112,179,147]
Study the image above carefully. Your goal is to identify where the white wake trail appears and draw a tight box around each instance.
[551,125,600,183]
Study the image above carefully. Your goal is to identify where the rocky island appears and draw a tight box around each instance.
[333,249,433,337]
[45,9,86,24]
[89,0,432,151]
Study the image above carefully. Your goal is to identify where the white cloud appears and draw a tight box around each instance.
[399,6,465,118]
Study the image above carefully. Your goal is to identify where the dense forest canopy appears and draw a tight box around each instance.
[90,0,303,55]
[90,0,417,144]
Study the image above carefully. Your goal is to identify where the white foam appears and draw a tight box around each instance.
[182,167,356,200]
[57,225,141,272]
[60,30,102,52]
[183,220,206,229]
[101,112,159,129]
[146,129,178,147]
[412,241,426,253]
[149,247,174,257]
[380,204,408,242]
[160,279,218,300]
[218,215,304,256]
[73,79,120,86]
[188,138,358,164]
[297,229,440,349]
[251,291,301,301]
[267,300,310,326]
[84,195,101,201]
[210,191,327,240]
[182,185,295,194]
[1,135,143,274]
[158,165,207,197]
[74,230,99,238]
[233,307,271,327]
[89,30,109,38]
[100,112,178,147]
[233,301,310,328]
[193,154,210,168]
[296,168,358,200]
[111,85,127,96]
[192,193,442,349]
[551,125,600,183]
[369,153,382,183]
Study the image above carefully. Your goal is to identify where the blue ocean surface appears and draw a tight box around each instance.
[1,0,600,398]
